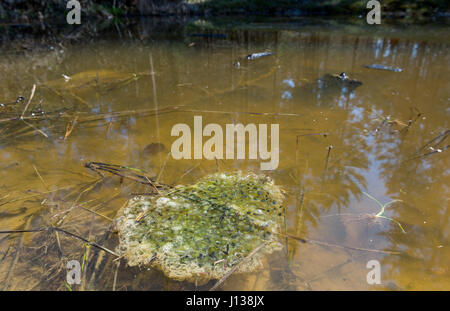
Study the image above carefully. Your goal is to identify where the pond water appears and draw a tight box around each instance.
[0,17,449,290]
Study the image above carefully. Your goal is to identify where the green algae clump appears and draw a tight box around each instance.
[115,171,285,283]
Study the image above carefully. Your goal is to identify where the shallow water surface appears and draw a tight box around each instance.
[0,18,449,290]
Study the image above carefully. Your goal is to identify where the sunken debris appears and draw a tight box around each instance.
[235,51,274,68]
[115,171,285,283]
[363,64,403,72]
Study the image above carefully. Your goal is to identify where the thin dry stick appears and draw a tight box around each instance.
[32,164,49,191]
[64,116,79,140]
[56,179,103,226]
[0,228,46,234]
[0,227,118,257]
[0,183,83,208]
[81,213,96,291]
[53,227,118,257]
[2,216,32,290]
[76,204,113,221]
[171,163,200,185]
[210,243,267,291]
[112,260,120,291]
[309,258,352,283]
[180,108,303,118]
[21,119,48,138]
[156,151,171,183]
[54,230,63,258]
[88,242,107,287]
[68,90,91,108]
[418,130,449,152]
[279,232,401,255]
[149,52,161,161]
[144,176,162,196]
[20,84,36,119]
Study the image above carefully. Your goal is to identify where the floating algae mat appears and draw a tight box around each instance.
[115,172,285,282]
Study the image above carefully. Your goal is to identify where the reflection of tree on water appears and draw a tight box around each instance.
[354,38,449,288]
[370,124,449,289]
[0,19,448,290]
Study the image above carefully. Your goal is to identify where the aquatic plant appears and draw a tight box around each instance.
[363,192,406,233]
[115,171,285,283]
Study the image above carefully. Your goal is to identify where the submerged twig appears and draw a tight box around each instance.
[84,162,168,190]
[209,243,267,291]
[156,152,171,184]
[0,226,118,257]
[20,84,36,119]
[419,130,449,152]
[112,260,120,291]
[64,116,79,140]
[32,164,49,191]
[2,216,32,290]
[406,130,449,162]
[279,232,401,255]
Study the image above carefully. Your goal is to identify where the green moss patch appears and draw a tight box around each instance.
[115,171,285,283]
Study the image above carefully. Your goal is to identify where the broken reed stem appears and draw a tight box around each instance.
[77,204,113,221]
[210,242,267,291]
[32,164,49,191]
[54,230,63,258]
[21,119,48,138]
[64,116,79,140]
[20,84,36,119]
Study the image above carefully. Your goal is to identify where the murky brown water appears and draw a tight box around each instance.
[0,18,449,290]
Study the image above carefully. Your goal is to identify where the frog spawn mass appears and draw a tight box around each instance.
[115,172,285,283]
